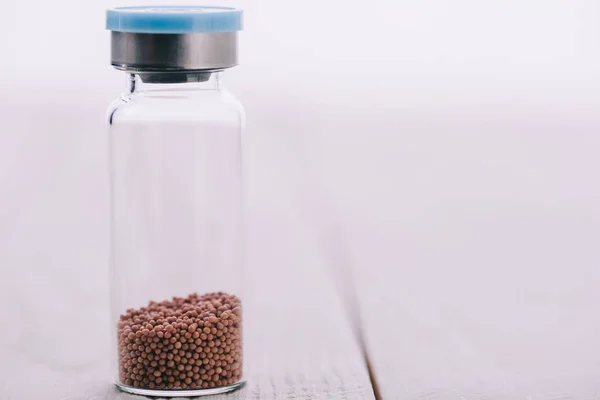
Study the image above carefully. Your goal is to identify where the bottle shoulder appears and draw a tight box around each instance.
[107,89,244,126]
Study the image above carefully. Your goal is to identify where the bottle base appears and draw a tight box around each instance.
[115,380,246,397]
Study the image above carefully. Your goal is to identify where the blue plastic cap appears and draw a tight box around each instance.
[106,6,243,34]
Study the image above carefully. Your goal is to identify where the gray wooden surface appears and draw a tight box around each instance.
[0,217,375,400]
[3,105,600,400]
[334,119,600,400]
[0,193,376,399]
[0,112,376,400]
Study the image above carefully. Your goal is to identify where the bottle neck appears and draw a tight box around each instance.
[127,71,222,94]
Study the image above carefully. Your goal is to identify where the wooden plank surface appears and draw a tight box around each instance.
[0,112,375,400]
[0,219,375,400]
[7,98,600,400]
[331,119,600,400]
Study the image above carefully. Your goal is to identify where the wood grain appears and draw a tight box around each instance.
[0,120,375,400]
[332,122,600,400]
[1,220,375,400]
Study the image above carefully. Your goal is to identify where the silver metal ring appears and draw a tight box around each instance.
[111,31,238,71]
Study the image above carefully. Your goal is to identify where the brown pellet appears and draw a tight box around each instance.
[117,292,242,391]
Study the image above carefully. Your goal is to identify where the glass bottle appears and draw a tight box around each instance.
[106,6,245,397]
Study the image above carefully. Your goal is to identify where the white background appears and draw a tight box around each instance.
[1,0,599,221]
[1,0,600,398]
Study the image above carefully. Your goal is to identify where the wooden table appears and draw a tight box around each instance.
[0,110,376,400]
[2,107,600,400]
[0,213,375,400]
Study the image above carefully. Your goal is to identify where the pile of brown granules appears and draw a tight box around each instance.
[117,292,242,390]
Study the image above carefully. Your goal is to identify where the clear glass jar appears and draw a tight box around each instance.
[106,6,245,397]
